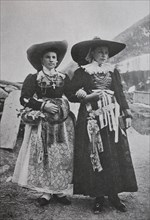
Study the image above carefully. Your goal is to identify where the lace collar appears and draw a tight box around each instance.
[81,61,114,75]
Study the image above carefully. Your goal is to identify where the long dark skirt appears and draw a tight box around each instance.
[73,105,138,197]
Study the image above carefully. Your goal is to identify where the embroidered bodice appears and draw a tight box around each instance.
[91,72,112,90]
[37,70,66,96]
[81,61,114,90]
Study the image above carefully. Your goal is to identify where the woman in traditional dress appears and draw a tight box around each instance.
[69,37,138,213]
[12,40,75,206]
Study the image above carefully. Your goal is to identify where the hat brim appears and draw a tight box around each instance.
[71,39,126,65]
[27,40,68,71]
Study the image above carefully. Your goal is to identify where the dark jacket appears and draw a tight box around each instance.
[68,67,137,197]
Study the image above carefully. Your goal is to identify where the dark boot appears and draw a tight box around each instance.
[37,197,51,206]
[53,194,71,205]
[108,195,127,212]
[93,196,105,214]
[37,193,52,206]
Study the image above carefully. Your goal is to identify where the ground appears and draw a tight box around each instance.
[0,103,149,220]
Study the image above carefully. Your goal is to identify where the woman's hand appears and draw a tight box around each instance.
[44,101,59,114]
[76,89,87,99]
[124,109,132,129]
[125,118,132,129]
[76,88,103,103]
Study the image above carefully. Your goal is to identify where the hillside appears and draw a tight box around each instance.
[63,14,150,79]
[112,14,150,63]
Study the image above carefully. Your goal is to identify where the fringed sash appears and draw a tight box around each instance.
[86,89,120,172]
[38,97,70,166]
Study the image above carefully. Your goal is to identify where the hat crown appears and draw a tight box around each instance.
[92,36,102,41]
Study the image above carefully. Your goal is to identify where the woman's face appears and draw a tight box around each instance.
[41,51,58,70]
[92,46,109,65]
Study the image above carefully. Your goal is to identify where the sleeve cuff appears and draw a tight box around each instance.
[123,109,133,118]
[40,101,47,111]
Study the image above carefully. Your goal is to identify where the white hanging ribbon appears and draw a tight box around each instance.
[86,89,120,143]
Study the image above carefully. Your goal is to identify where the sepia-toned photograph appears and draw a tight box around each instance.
[0,1,149,219]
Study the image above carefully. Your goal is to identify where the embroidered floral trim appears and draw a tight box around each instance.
[36,70,65,93]
[18,107,45,125]
[87,112,103,172]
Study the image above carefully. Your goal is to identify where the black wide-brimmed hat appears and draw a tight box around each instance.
[27,40,68,71]
[71,37,126,65]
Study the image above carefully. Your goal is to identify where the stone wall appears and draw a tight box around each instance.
[0,80,22,117]
[133,91,150,105]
